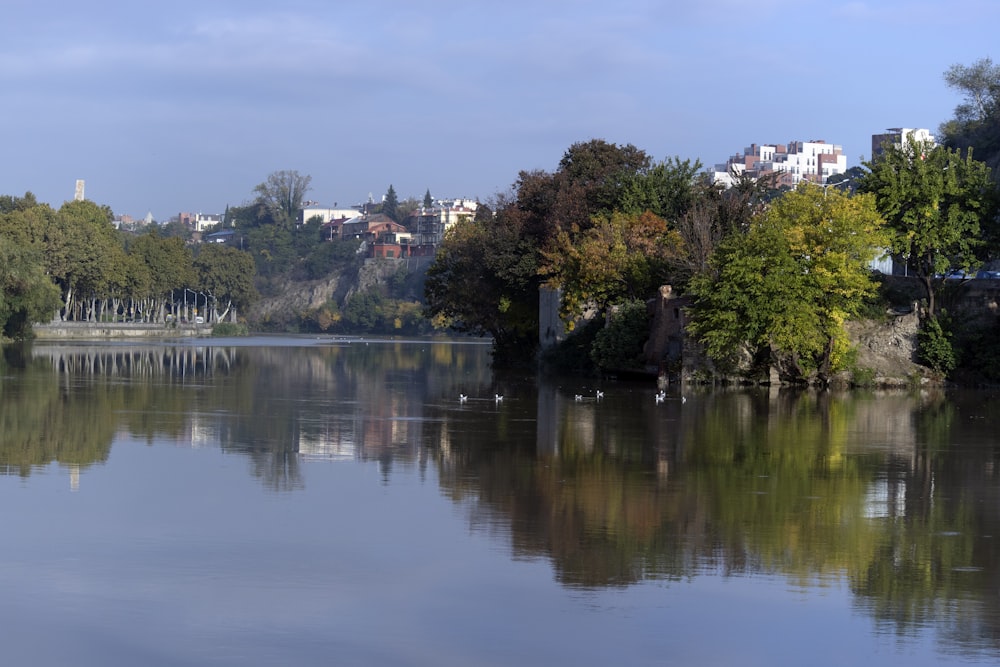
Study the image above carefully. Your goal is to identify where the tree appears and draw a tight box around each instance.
[858,139,997,316]
[50,200,127,321]
[395,197,420,224]
[943,57,1000,126]
[687,185,888,382]
[0,236,61,339]
[424,209,540,364]
[539,210,683,322]
[130,232,195,300]
[382,184,399,223]
[193,244,258,322]
[252,170,312,228]
[423,189,433,209]
[615,157,703,221]
[939,58,1000,177]
[515,139,654,244]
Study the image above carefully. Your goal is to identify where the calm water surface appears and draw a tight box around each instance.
[2,336,1000,666]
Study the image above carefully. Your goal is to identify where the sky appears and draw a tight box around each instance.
[1,0,997,221]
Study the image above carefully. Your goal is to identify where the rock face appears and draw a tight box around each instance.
[643,285,931,386]
[842,309,928,386]
[249,273,344,327]
[246,257,431,329]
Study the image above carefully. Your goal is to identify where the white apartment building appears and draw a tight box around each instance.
[712,139,847,188]
[300,206,364,225]
[870,128,936,160]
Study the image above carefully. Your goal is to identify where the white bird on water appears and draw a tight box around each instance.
[459,394,468,403]
[495,394,504,403]
[595,390,604,399]
[574,394,583,401]
[655,391,666,403]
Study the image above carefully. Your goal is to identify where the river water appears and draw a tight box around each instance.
[1,336,999,666]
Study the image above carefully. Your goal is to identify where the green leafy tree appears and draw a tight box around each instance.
[423,189,433,209]
[193,244,258,322]
[589,299,651,371]
[129,232,195,301]
[50,200,127,320]
[615,157,704,221]
[918,315,957,375]
[688,185,888,382]
[382,184,399,223]
[515,140,653,244]
[395,197,420,224]
[858,140,997,316]
[424,209,540,364]
[247,223,296,279]
[0,192,40,216]
[252,170,312,228]
[342,289,384,330]
[0,236,61,338]
[939,57,1000,175]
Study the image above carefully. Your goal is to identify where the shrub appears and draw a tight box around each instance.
[211,322,249,337]
[590,300,651,371]
[917,315,956,375]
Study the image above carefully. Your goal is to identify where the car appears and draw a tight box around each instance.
[976,269,1000,280]
[944,270,972,280]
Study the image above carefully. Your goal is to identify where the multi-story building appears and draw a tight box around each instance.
[300,205,364,225]
[402,198,478,254]
[712,140,847,188]
[870,128,935,160]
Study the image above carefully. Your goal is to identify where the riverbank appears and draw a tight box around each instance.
[33,321,212,339]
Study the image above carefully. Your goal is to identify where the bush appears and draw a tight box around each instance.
[590,300,651,372]
[211,322,249,337]
[540,317,602,375]
[917,315,956,375]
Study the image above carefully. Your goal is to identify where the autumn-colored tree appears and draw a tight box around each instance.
[540,210,683,323]
[688,185,888,382]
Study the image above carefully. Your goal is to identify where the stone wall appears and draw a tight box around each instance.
[33,322,208,339]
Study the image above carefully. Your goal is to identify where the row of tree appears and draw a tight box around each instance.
[424,57,1000,382]
[0,193,258,339]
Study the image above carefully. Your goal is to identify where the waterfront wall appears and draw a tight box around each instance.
[33,321,210,339]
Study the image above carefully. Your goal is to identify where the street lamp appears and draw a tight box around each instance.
[817,177,853,198]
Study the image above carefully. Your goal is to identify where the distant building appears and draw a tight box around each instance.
[300,206,364,225]
[401,198,478,253]
[870,128,935,160]
[711,140,847,188]
[205,229,235,244]
[194,213,222,232]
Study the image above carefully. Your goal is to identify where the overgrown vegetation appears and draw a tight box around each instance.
[421,57,1000,384]
[590,300,651,372]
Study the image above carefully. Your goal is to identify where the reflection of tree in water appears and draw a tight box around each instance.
[849,391,1000,654]
[428,384,1000,659]
[0,346,115,476]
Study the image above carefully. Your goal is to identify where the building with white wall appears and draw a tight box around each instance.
[300,206,364,225]
[870,128,935,160]
[712,140,847,188]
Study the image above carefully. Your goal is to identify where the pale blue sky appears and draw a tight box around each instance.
[1,0,996,220]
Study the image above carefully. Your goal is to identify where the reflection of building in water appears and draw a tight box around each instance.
[852,398,918,520]
[863,471,907,519]
[69,464,80,492]
[296,419,359,462]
